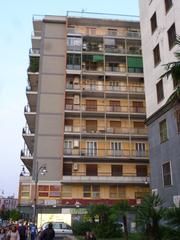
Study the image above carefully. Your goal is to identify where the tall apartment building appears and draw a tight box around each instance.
[19,13,150,217]
[139,0,180,206]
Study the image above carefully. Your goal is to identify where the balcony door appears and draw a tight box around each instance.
[86,120,97,133]
[110,100,120,112]
[87,141,97,156]
[111,142,121,156]
[86,100,97,111]
[64,140,72,155]
[135,143,145,157]
[132,101,143,112]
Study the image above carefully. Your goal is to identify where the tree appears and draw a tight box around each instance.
[136,193,165,240]
[112,200,131,240]
[163,206,180,240]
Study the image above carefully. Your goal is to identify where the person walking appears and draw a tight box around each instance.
[29,223,36,240]
[18,223,26,240]
[40,223,55,240]
[6,226,20,240]
[0,228,6,240]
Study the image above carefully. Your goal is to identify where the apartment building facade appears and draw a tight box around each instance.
[139,0,180,206]
[19,13,150,216]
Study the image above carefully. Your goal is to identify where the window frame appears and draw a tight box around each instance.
[164,0,173,13]
[150,12,157,34]
[162,161,173,187]
[156,79,164,103]
[153,44,161,67]
[159,119,168,143]
[167,23,176,50]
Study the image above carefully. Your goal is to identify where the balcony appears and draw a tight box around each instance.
[63,148,149,159]
[29,48,40,57]
[22,127,35,155]
[64,125,81,134]
[62,172,149,184]
[66,83,81,91]
[82,37,103,53]
[27,71,39,92]
[28,56,39,73]
[20,148,33,173]
[126,31,141,39]
[24,105,36,133]
[26,86,37,108]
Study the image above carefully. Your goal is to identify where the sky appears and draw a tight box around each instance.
[0,0,139,197]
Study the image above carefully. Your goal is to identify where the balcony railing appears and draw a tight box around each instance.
[105,46,126,54]
[82,43,103,52]
[82,65,104,72]
[20,149,33,158]
[67,45,82,51]
[105,66,126,73]
[29,48,40,55]
[64,125,147,135]
[67,64,81,70]
[64,104,146,114]
[66,83,81,90]
[63,148,149,158]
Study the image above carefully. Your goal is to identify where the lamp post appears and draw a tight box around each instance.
[32,161,47,223]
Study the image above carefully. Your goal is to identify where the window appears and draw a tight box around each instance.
[38,185,49,197]
[153,44,161,66]
[151,12,157,34]
[87,27,96,36]
[83,184,100,198]
[21,185,30,198]
[109,185,125,198]
[136,165,148,176]
[108,28,117,36]
[159,119,168,142]
[67,37,82,51]
[111,142,121,156]
[175,110,180,133]
[156,79,164,102]
[64,140,72,155]
[132,101,144,113]
[86,164,98,176]
[164,0,173,13]
[62,185,72,197]
[162,162,172,186]
[63,164,72,176]
[135,143,146,157]
[87,141,97,156]
[168,23,176,49]
[111,165,122,176]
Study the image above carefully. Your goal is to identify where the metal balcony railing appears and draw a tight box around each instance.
[20,148,33,158]
[64,125,147,135]
[63,148,149,158]
[105,66,126,72]
[105,46,126,54]
[29,48,40,55]
[64,104,146,114]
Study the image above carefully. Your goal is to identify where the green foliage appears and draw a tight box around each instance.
[72,220,92,236]
[28,57,39,72]
[93,223,122,238]
[136,193,165,240]
[9,209,21,221]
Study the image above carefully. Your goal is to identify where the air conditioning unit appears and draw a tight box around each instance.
[73,163,78,171]
[73,140,79,148]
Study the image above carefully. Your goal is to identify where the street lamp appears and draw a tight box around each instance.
[32,161,47,223]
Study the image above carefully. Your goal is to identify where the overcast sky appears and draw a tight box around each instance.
[0,0,139,197]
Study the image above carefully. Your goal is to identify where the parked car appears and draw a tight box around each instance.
[39,222,73,236]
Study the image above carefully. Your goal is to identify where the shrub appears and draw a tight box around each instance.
[72,220,92,236]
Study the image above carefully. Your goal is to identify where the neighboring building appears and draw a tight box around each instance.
[0,196,18,211]
[19,12,150,217]
[139,0,180,206]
